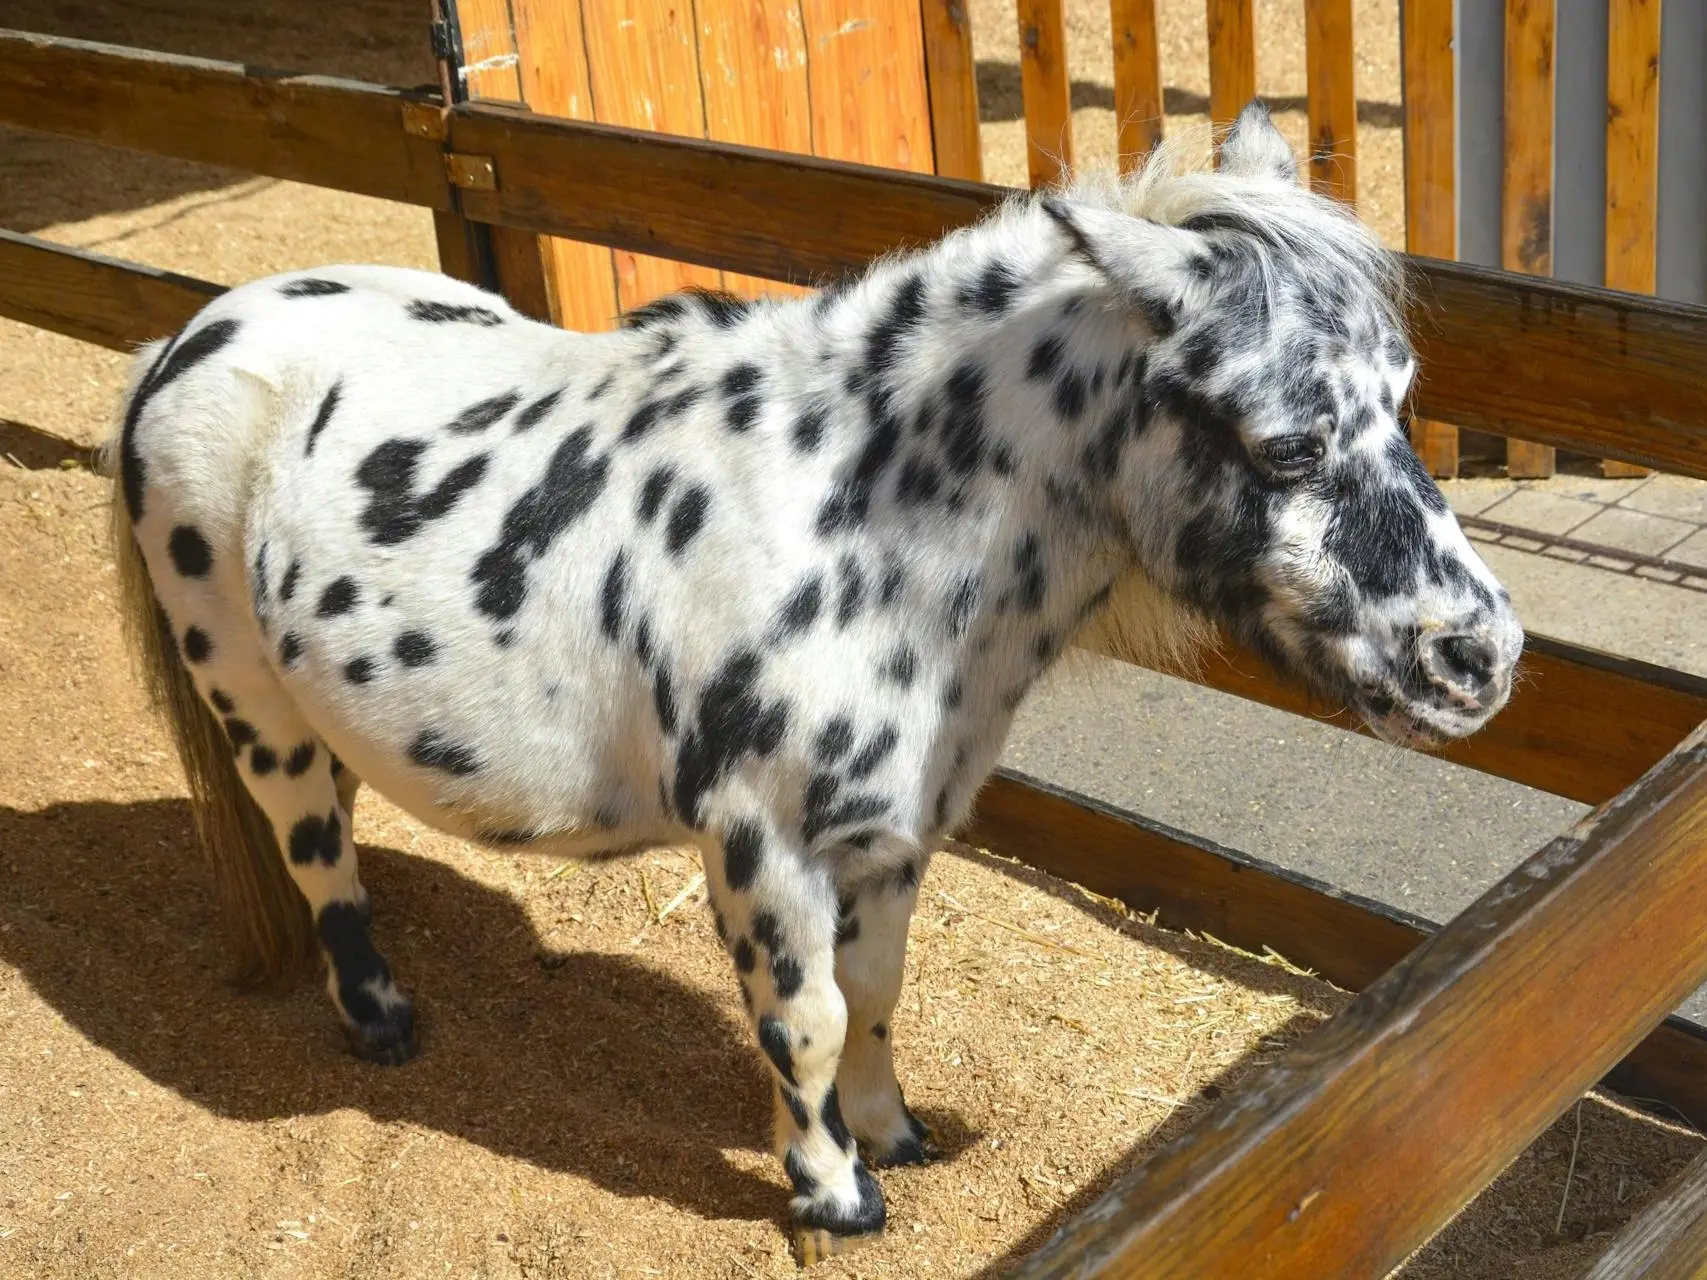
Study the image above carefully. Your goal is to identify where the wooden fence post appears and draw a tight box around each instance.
[1110,0,1163,172]
[1205,0,1256,129]
[1016,0,1074,186]
[921,0,985,182]
[1401,0,1461,477]
[1502,0,1559,479]
[1600,0,1663,478]
[1304,0,1357,202]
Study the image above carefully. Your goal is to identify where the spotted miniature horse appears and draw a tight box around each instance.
[104,103,1522,1261]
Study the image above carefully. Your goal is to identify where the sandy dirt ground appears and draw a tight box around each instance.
[2,3,1702,1278]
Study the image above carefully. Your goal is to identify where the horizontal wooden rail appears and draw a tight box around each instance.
[1104,632,1707,808]
[6,30,1707,478]
[0,29,451,211]
[0,229,223,350]
[1010,720,1707,1279]
[5,227,1705,806]
[1582,1146,1707,1279]
[965,767,1707,1131]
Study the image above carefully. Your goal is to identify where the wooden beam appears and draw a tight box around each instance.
[1084,631,1707,808]
[1400,0,1460,477]
[920,0,984,182]
[1205,0,1256,128]
[445,102,1003,286]
[1015,0,1075,186]
[0,229,222,351]
[1600,0,1664,479]
[1583,1147,1707,1278]
[1405,256,1707,479]
[0,30,450,211]
[1010,720,1707,1280]
[1303,0,1356,202]
[1502,0,1559,478]
[964,770,1432,994]
[1109,0,1163,173]
[965,767,1707,1132]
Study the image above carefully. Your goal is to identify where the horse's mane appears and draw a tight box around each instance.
[1054,124,1409,333]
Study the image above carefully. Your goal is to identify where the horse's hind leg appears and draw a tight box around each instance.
[157,589,410,1059]
[216,677,409,1060]
[832,860,935,1166]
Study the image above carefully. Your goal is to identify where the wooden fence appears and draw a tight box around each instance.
[427,1,1689,485]
[6,23,1707,1277]
[960,0,1692,478]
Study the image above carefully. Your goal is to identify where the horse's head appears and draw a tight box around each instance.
[1044,103,1522,747]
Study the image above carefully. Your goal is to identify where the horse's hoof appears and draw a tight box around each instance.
[793,1224,882,1268]
[345,1004,417,1066]
[865,1109,939,1167]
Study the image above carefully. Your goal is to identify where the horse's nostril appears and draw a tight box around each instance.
[1434,633,1497,693]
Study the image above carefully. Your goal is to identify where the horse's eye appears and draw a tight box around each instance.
[1259,435,1324,472]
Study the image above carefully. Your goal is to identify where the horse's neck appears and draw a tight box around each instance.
[795,210,1145,697]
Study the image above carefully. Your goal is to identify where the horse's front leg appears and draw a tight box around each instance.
[707,819,884,1263]
[833,857,935,1166]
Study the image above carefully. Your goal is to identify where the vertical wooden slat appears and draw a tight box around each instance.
[508,0,623,331]
[799,0,936,175]
[920,0,984,181]
[1502,0,1558,479]
[1205,0,1256,128]
[1600,0,1663,478]
[696,0,813,298]
[582,0,725,312]
[1401,0,1461,476]
[1110,0,1163,172]
[1304,0,1357,201]
[456,0,526,102]
[1015,0,1075,186]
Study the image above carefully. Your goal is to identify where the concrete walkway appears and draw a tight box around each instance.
[999,471,1707,1021]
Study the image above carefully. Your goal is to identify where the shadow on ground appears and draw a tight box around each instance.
[2,0,434,232]
[2,797,786,1222]
[974,59,1404,128]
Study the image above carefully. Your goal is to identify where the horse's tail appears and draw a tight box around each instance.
[101,341,316,987]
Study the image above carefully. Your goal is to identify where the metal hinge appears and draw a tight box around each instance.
[443,152,497,191]
[429,19,458,63]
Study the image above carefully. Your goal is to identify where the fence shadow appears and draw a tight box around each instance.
[0,796,784,1222]
[974,60,1405,130]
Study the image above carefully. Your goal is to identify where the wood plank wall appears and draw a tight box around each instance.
[449,0,944,327]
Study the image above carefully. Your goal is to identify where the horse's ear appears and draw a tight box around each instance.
[1040,197,1208,337]
[1219,100,1298,182]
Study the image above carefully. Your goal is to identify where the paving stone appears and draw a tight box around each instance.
[1475,486,1602,536]
[1617,474,1707,524]
[1569,506,1696,557]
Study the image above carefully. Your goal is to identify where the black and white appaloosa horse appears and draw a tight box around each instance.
[104,103,1522,1261]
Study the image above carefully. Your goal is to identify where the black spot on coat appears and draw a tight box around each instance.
[304,381,343,455]
[121,319,241,520]
[663,485,711,556]
[317,576,359,618]
[408,729,482,776]
[280,277,350,298]
[183,626,213,663]
[446,391,523,434]
[167,525,213,578]
[407,299,504,326]
[288,810,342,866]
[470,425,609,620]
[356,439,490,546]
[394,630,437,667]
